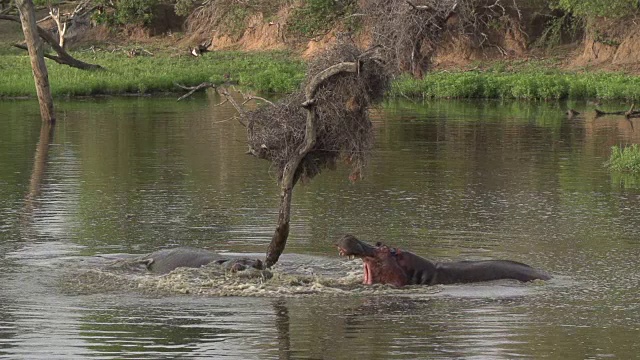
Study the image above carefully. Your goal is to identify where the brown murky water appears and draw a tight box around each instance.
[1,95,639,359]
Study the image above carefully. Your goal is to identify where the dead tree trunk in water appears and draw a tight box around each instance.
[265,62,358,268]
[16,0,55,123]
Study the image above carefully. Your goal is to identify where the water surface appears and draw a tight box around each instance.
[1,96,639,359]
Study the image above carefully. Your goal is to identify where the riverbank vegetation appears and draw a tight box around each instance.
[390,68,640,101]
[3,0,640,100]
[606,144,640,173]
[4,50,640,101]
[0,50,304,97]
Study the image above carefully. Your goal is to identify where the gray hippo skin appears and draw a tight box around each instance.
[336,235,551,287]
[139,247,263,274]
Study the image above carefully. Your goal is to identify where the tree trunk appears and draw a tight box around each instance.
[264,62,358,268]
[16,0,55,123]
[265,188,292,267]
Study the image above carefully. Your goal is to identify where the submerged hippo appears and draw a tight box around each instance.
[137,247,264,274]
[336,235,551,287]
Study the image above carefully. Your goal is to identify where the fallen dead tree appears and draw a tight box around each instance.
[0,14,103,70]
[595,104,640,118]
[212,41,389,267]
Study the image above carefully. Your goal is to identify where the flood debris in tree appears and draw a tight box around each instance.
[246,41,389,184]
[253,41,389,267]
[208,40,390,268]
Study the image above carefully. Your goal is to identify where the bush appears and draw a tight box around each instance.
[93,0,161,27]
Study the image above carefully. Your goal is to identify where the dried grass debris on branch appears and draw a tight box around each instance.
[245,41,389,184]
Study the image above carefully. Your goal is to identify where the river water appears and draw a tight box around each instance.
[1,95,639,359]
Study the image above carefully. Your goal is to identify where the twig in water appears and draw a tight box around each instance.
[175,82,216,101]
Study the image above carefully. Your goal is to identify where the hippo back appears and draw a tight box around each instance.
[142,247,221,274]
[395,250,438,285]
[431,260,551,285]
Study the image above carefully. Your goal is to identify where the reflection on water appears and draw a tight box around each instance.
[1,97,639,358]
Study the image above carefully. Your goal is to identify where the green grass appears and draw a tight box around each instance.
[606,144,640,173]
[390,70,640,101]
[0,50,305,97]
[5,48,640,101]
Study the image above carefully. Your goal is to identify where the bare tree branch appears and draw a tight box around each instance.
[241,96,274,107]
[217,87,247,127]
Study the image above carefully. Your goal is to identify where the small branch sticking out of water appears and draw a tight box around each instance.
[175,82,216,101]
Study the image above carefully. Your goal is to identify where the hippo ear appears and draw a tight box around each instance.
[141,258,154,270]
[375,242,383,247]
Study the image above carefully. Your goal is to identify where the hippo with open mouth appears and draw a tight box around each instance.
[336,235,551,287]
[136,247,264,274]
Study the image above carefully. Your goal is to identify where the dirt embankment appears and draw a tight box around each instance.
[572,18,640,73]
[177,1,639,73]
[53,1,640,74]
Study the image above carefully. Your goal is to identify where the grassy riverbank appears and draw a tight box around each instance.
[4,50,640,100]
[0,50,305,97]
[390,69,640,101]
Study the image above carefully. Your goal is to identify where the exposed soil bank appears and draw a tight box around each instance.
[178,1,640,74]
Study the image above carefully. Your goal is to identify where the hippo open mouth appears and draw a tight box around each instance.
[336,234,407,286]
[336,234,376,284]
[336,234,551,287]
